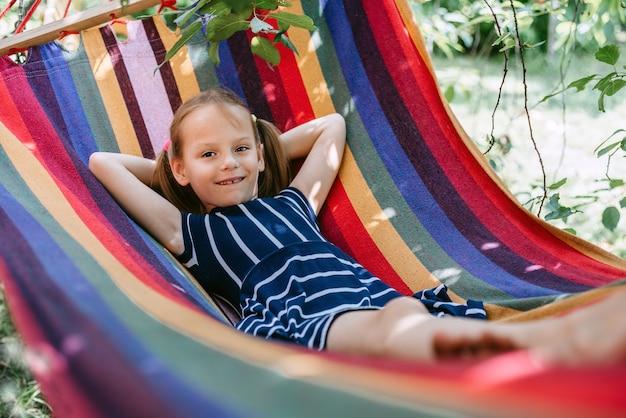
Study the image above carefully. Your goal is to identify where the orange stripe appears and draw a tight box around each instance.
[81,25,142,156]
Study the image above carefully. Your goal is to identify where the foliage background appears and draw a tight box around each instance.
[411,0,626,258]
[0,0,625,416]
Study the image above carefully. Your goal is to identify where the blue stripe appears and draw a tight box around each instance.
[323,0,586,297]
[37,43,99,164]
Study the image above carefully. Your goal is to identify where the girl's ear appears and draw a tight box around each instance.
[170,157,190,186]
[257,143,265,173]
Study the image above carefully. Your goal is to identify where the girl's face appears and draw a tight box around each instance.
[170,103,265,211]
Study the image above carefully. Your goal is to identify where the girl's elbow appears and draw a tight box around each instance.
[325,113,346,143]
[89,152,115,178]
[328,113,346,129]
[88,152,104,173]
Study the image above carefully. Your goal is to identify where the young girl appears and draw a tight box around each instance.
[90,87,626,365]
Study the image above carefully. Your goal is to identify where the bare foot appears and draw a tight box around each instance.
[527,290,626,366]
[433,331,517,361]
[430,290,626,366]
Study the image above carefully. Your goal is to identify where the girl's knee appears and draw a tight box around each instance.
[327,297,431,358]
[369,297,430,355]
[383,297,429,316]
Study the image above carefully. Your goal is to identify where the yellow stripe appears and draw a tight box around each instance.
[0,124,546,411]
[81,25,143,156]
[0,121,267,351]
[339,149,566,318]
[397,0,626,270]
[153,17,202,103]
[286,2,337,117]
[339,148,442,292]
[394,0,437,79]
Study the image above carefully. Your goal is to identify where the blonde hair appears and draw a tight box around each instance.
[151,88,292,214]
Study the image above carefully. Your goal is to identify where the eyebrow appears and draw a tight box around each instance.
[189,136,255,149]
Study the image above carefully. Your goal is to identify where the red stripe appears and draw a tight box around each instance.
[320,180,413,295]
[1,76,198,310]
[275,41,316,125]
[362,1,626,282]
[61,180,201,310]
[251,34,315,129]
[0,74,41,158]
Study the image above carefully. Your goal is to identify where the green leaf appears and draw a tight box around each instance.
[156,20,204,71]
[593,72,618,92]
[594,129,626,154]
[605,79,626,96]
[499,38,516,52]
[524,40,545,49]
[274,32,298,55]
[594,74,626,112]
[596,140,622,157]
[250,35,281,66]
[595,45,620,65]
[271,11,317,32]
[208,41,221,65]
[541,75,599,102]
[205,14,250,42]
[174,3,206,28]
[609,179,625,188]
[545,206,576,221]
[444,85,455,102]
[567,75,597,92]
[562,228,577,235]
[620,197,626,208]
[548,177,567,190]
[221,0,254,13]
[199,1,235,17]
[492,32,511,47]
[255,0,286,10]
[602,206,620,231]
[544,193,578,221]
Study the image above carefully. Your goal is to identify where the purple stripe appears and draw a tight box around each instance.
[100,25,155,158]
[0,184,179,417]
[327,0,590,294]
[143,19,183,114]
[117,21,173,152]
[224,32,275,121]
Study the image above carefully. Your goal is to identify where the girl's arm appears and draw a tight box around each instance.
[283,113,346,214]
[89,152,183,254]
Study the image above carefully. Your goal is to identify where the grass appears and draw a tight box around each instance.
[0,285,51,418]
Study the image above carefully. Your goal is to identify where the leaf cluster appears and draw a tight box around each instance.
[161,0,316,67]
[542,45,626,112]
[524,176,625,234]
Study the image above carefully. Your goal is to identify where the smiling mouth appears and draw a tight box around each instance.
[217,177,244,185]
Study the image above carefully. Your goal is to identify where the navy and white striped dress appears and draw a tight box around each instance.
[176,187,486,350]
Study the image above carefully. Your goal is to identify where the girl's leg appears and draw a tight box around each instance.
[327,297,519,361]
[326,290,626,365]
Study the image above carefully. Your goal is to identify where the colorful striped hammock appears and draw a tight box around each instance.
[1,0,626,416]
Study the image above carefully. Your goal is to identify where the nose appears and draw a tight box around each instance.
[221,151,240,170]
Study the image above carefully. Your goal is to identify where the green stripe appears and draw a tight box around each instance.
[67,47,120,153]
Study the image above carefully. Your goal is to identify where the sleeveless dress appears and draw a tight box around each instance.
[175,187,486,350]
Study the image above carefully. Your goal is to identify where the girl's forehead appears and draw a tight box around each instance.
[178,103,254,144]
[189,102,250,127]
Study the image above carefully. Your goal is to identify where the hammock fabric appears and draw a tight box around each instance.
[1,0,626,416]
